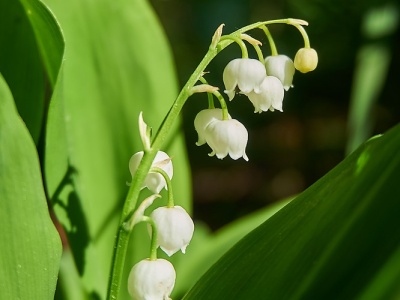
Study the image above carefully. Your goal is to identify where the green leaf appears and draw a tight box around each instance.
[346,44,391,154]
[0,73,62,299]
[346,5,397,154]
[40,0,191,297]
[184,124,400,299]
[0,0,46,143]
[18,0,64,86]
[174,199,290,297]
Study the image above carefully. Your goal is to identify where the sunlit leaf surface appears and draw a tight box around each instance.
[0,74,62,300]
[0,0,46,143]
[37,0,192,297]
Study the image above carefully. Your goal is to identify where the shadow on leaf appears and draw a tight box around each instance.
[51,164,90,276]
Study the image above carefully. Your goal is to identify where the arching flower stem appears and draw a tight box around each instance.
[107,18,309,300]
[212,90,229,120]
[198,76,229,120]
[199,77,216,109]
[253,43,265,63]
[125,214,159,261]
[151,167,175,208]
[124,194,161,231]
[292,24,311,48]
[220,35,248,58]
[260,25,278,56]
[143,216,159,261]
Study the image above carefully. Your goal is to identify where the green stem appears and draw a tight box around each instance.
[108,227,129,297]
[293,24,311,48]
[253,44,265,62]
[124,194,161,232]
[143,216,158,261]
[212,90,229,120]
[107,42,219,300]
[199,77,215,109]
[106,18,301,300]
[220,35,248,58]
[150,167,174,208]
[207,93,215,109]
[260,25,278,56]
[198,76,229,119]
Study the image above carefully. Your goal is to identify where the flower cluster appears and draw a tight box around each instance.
[223,56,288,113]
[194,24,317,161]
[121,19,318,300]
[127,149,194,300]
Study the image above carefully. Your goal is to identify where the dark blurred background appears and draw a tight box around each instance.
[150,0,400,230]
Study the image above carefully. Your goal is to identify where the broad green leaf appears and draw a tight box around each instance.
[357,245,400,299]
[0,74,62,299]
[184,124,400,299]
[0,0,45,143]
[40,0,191,297]
[18,0,64,86]
[174,199,290,297]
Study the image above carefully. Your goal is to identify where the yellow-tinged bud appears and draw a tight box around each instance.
[294,48,318,73]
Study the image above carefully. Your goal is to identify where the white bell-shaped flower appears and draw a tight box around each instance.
[194,108,231,146]
[205,119,249,161]
[128,258,176,300]
[223,58,267,100]
[247,76,285,113]
[264,55,295,91]
[150,205,194,256]
[129,151,173,193]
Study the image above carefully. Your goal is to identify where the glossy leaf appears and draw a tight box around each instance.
[40,0,191,297]
[174,199,290,297]
[184,125,400,299]
[19,0,64,86]
[0,74,62,299]
[0,0,45,143]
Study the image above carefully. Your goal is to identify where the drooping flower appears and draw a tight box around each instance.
[264,55,295,91]
[294,48,318,73]
[246,76,285,113]
[205,119,249,161]
[127,258,176,300]
[194,108,231,146]
[223,58,267,100]
[150,205,194,256]
[129,151,173,193]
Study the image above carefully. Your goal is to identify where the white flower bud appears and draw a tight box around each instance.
[264,55,295,91]
[246,76,285,113]
[138,111,151,150]
[205,119,249,161]
[223,58,266,100]
[194,108,231,146]
[128,258,176,300]
[129,151,173,193]
[150,206,194,256]
[294,48,318,73]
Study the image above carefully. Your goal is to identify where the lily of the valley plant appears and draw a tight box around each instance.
[107,18,317,300]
